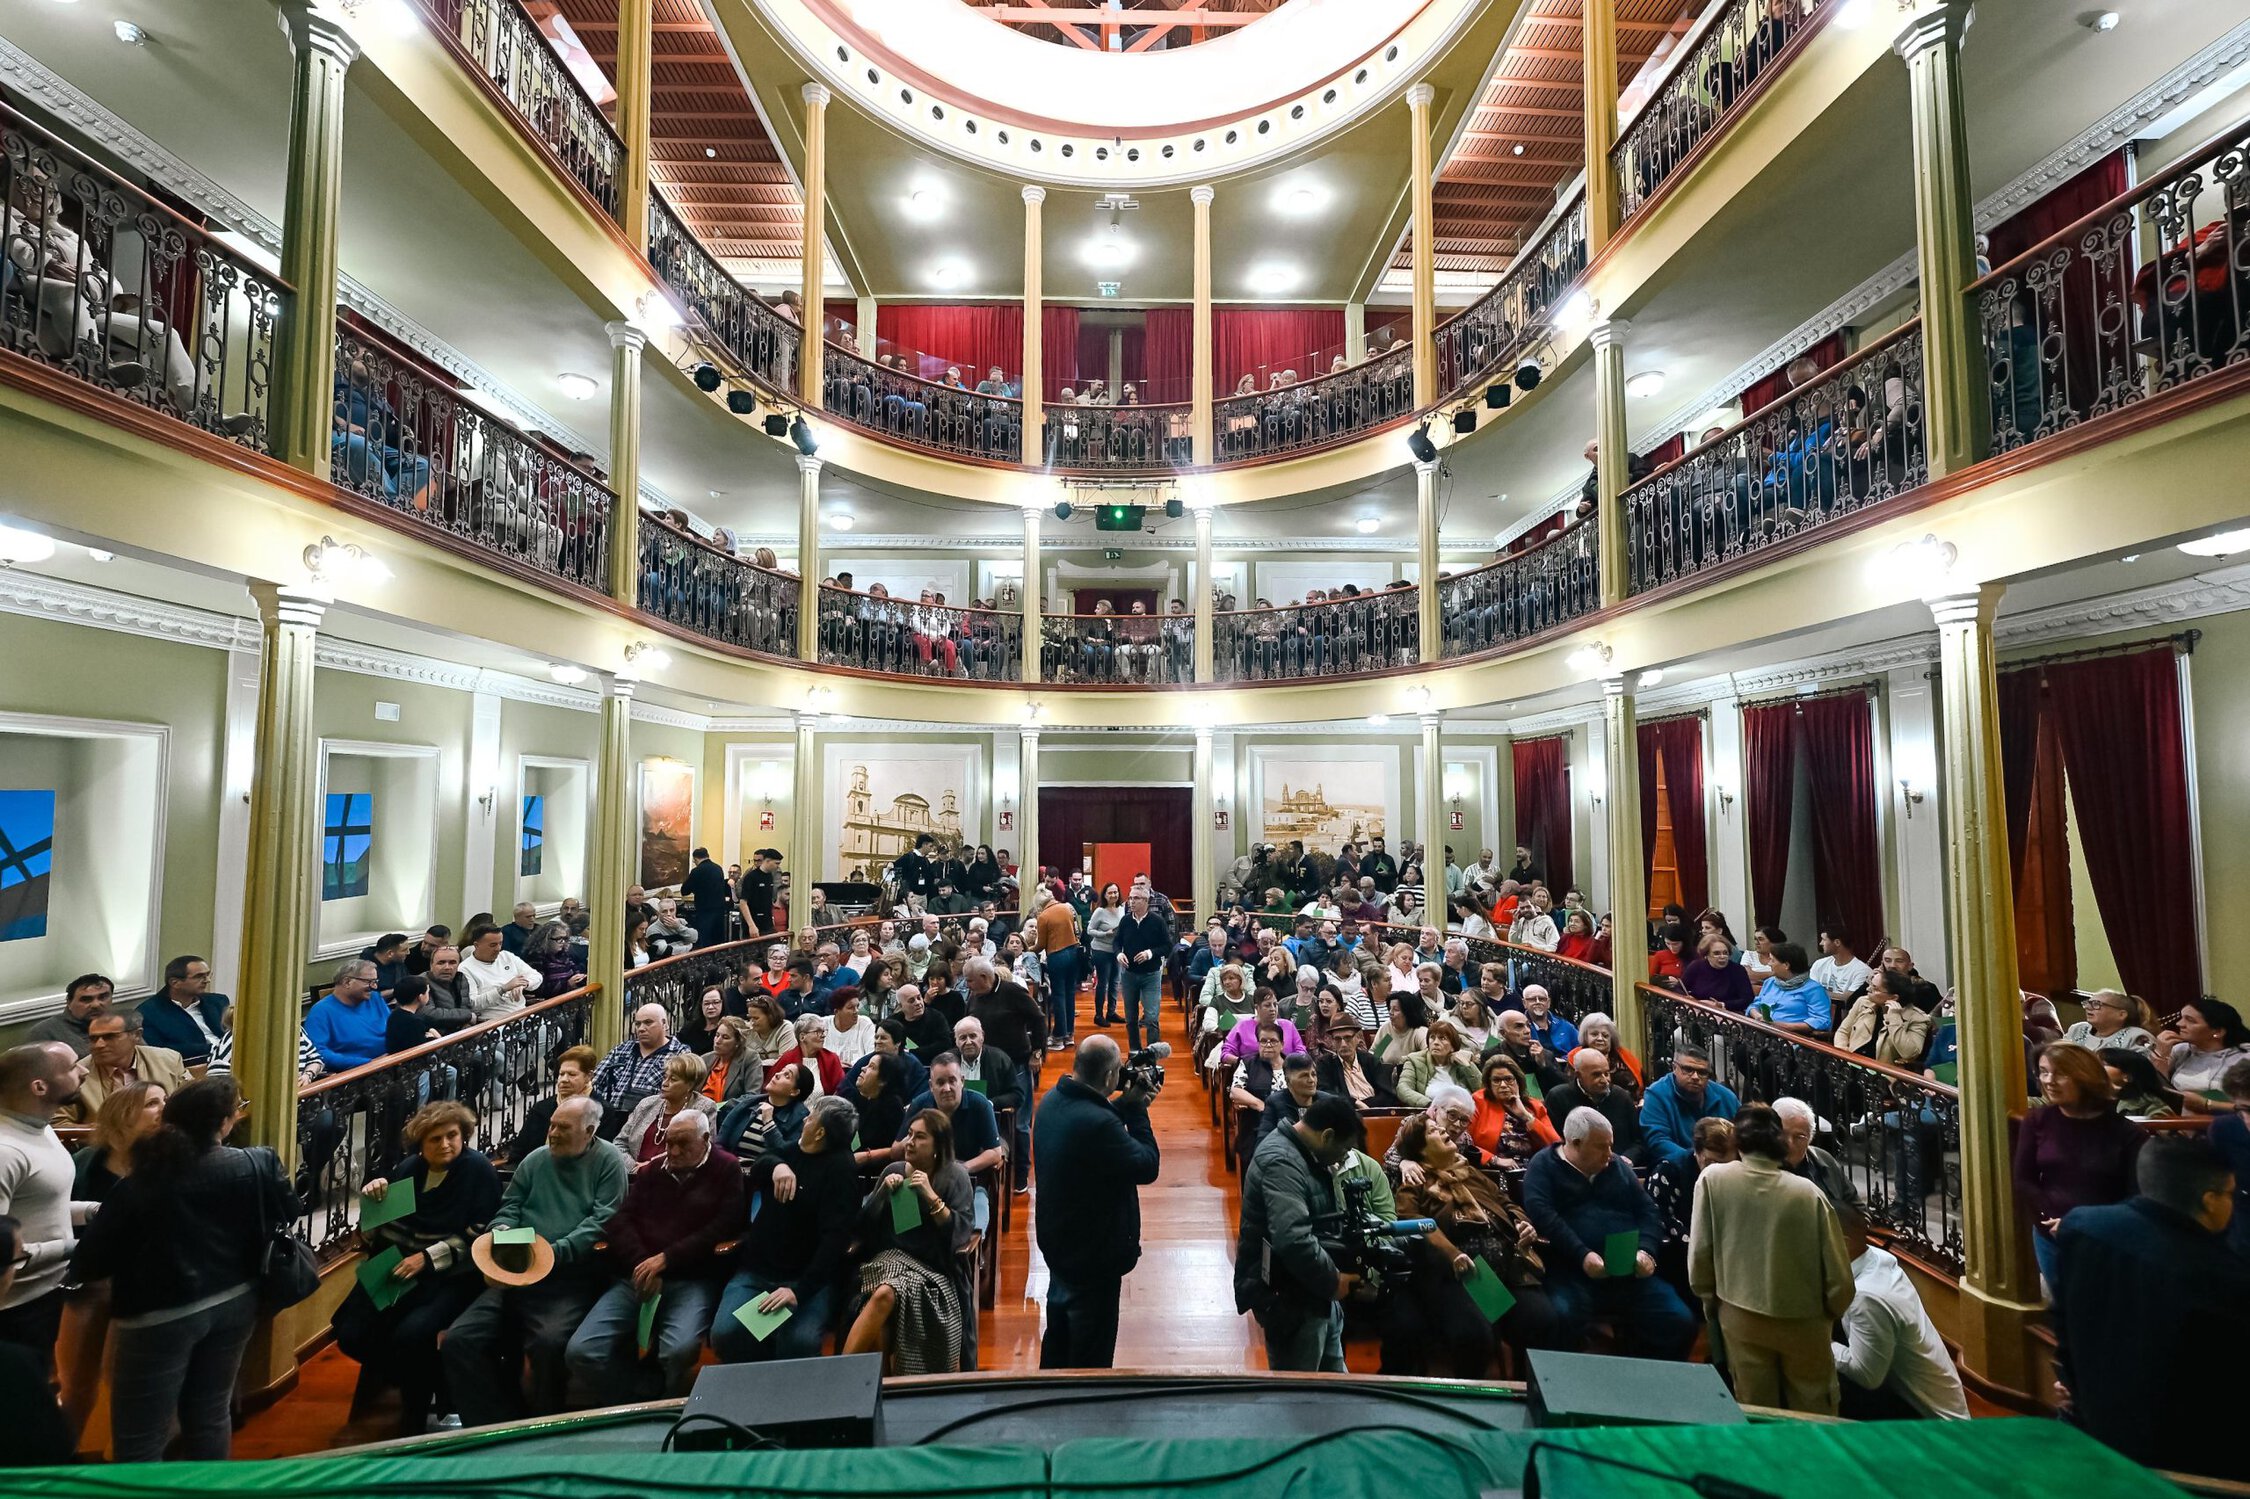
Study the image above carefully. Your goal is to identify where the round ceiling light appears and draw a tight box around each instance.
[1625,370,1666,399]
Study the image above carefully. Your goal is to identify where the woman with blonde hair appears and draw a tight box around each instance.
[702,1015,763,1105]
[73,1080,168,1202]
[618,1051,718,1165]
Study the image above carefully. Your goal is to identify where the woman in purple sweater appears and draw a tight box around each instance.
[1679,934,1756,1013]
[2013,1041,2146,1290]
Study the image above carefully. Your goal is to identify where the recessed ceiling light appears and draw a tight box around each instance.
[708,489,726,499]
[2178,527,2250,558]
[84,546,114,562]
[0,523,57,564]
[827,512,855,531]
[2088,10,2120,31]
[932,263,961,288]
[548,664,589,685]
[1511,143,1525,156]
[557,372,598,400]
[1625,370,1666,399]
[2120,554,2140,563]
[1638,668,1665,688]
[704,147,718,159]
[1285,186,1319,212]
[112,20,145,43]
[1354,516,1382,534]
[1248,264,1298,294]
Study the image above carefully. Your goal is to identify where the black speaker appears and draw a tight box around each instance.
[693,363,721,392]
[1405,423,1438,464]
[1525,1350,1743,1429]
[674,1354,883,1450]
[1484,383,1512,410]
[764,414,791,438]
[1164,497,1185,519]
[1054,501,1074,520]
[1453,409,1477,435]
[727,389,757,415]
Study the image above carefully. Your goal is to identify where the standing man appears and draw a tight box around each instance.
[1360,835,1400,895]
[738,849,781,940]
[0,1043,91,1380]
[1032,889,1082,1049]
[1033,1037,1161,1369]
[1112,889,1171,1055]
[26,974,111,1057]
[1236,1092,1360,1371]
[138,955,229,1070]
[963,956,1046,1191]
[682,846,735,948]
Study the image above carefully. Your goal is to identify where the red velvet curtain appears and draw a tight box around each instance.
[1143,308,1194,403]
[1983,150,2130,267]
[1798,693,1886,954]
[1036,786,1192,909]
[1069,324,1112,397]
[822,299,859,338]
[1213,308,1346,390]
[1511,737,1573,894]
[1997,668,2045,887]
[874,303,1026,383]
[1742,702,1799,929]
[2042,649,2202,1008]
[1739,332,1847,417]
[1639,716,1709,915]
[1644,433,1687,468]
[1041,306,1081,403]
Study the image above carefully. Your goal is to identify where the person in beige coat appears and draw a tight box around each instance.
[1688,1102,1855,1414]
[1830,969,1932,1067]
[71,1010,191,1123]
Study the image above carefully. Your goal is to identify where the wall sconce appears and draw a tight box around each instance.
[1898,778,1927,818]
[302,535,388,594]
[1587,775,1607,808]
[1214,795,1231,831]
[621,641,672,677]
[475,786,496,819]
[1715,783,1736,815]
[1566,641,1614,679]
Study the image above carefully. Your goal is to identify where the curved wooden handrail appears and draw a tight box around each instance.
[1429,187,1587,343]
[1214,340,1415,413]
[823,342,1028,410]
[642,513,798,586]
[1438,515,1593,585]
[816,580,1018,620]
[296,983,597,1101]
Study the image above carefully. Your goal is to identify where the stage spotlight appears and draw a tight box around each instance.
[763,414,790,438]
[1054,501,1074,520]
[1405,422,1438,465]
[790,415,819,456]
[1514,358,1544,392]
[1484,383,1512,410]
[726,389,757,415]
[692,363,721,392]
[1453,410,1477,435]
[1164,497,1185,519]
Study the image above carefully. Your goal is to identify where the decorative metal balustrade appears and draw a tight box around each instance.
[1613,0,1832,222]
[1209,589,1418,684]
[1979,114,2250,455]
[1434,192,1589,401]
[1438,523,1600,660]
[624,921,886,1034]
[419,0,623,220]
[639,516,799,659]
[1041,609,1194,686]
[333,323,614,592]
[647,193,801,396]
[2,103,282,451]
[822,343,1024,463]
[295,985,595,1262]
[818,584,1024,681]
[1620,320,1927,596]
[1045,400,1193,472]
[1212,341,1417,464]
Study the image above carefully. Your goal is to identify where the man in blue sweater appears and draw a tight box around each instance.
[1640,1043,1740,1169]
[302,959,389,1072]
[1522,1107,1695,1359]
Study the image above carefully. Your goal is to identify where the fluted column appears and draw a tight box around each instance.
[1021,185,1046,463]
[1602,675,1650,1052]
[587,674,635,1051]
[1407,83,1438,408]
[795,454,823,660]
[798,82,831,409]
[614,0,654,250]
[788,710,820,934]
[1895,3,1988,476]
[1419,713,1446,896]
[271,6,358,478]
[1582,0,1622,252]
[1591,318,1632,607]
[1020,505,1042,683]
[605,321,646,607]
[1192,727,1215,915]
[1415,458,1441,663]
[1191,185,1216,463]
[235,583,325,1162]
[1018,728,1042,922]
[1930,583,2041,1388]
[1192,503,1215,683]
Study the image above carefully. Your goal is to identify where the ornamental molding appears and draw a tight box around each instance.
[0,569,252,650]
[1993,562,2250,648]
[629,701,713,732]
[735,531,1484,557]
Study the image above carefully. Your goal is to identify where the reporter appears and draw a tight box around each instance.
[1237,1093,1363,1371]
[1032,1036,1161,1368]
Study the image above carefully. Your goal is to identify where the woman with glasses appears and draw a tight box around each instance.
[2061,991,2154,1054]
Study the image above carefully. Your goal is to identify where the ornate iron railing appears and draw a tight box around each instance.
[639,516,799,659]
[1434,192,1589,402]
[1212,341,1417,464]
[1236,920,1613,1025]
[2,103,282,450]
[1438,522,1600,660]
[333,322,614,591]
[294,985,595,1262]
[817,584,1024,681]
[822,343,1024,463]
[1620,320,1927,595]
[647,192,801,396]
[1209,589,1418,684]
[624,920,886,1033]
[419,0,623,220]
[1045,400,1194,472]
[1613,0,1833,222]
[1978,114,2250,455]
[1041,609,1195,686]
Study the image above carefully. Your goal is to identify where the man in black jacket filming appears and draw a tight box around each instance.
[1032,1036,1161,1369]
[1236,1092,1362,1371]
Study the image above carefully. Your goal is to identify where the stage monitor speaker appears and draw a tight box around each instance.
[674,1353,883,1449]
[1525,1350,1743,1429]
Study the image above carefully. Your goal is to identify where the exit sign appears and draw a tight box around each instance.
[1098,281,1122,297]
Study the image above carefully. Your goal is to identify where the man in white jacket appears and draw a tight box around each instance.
[461,921,544,1020]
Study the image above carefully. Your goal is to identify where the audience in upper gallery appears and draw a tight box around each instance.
[2061,990,2155,1053]
[136,955,229,1069]
[303,958,390,1073]
[460,922,544,1020]
[2152,997,2250,1111]
[25,974,112,1058]
[1750,942,1829,1035]
[71,1009,190,1123]
[2014,1043,2148,1286]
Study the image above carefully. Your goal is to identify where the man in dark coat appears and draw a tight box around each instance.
[682,846,735,947]
[1032,1037,1160,1370]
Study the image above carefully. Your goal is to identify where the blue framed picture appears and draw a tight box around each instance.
[323,791,372,900]
[521,793,545,877]
[0,789,56,942]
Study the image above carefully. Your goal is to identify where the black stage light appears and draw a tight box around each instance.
[693,363,722,392]
[1453,409,1478,435]
[727,389,757,415]
[1515,358,1544,392]
[790,415,820,456]
[1484,383,1512,410]
[764,414,790,438]
[1164,497,1185,519]
[1405,422,1438,464]
[1054,501,1074,520]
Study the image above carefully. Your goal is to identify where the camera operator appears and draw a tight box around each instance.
[1032,1035,1162,1369]
[1236,1093,1363,1372]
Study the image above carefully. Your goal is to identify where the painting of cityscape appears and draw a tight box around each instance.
[0,789,55,941]
[826,748,976,883]
[1258,757,1393,852]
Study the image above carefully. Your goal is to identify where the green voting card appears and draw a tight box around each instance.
[636,1293,661,1355]
[1603,1229,1641,1277]
[965,1077,987,1095]
[492,1225,537,1246]
[889,1180,924,1235]
[358,1178,417,1231]
[356,1246,410,1311]
[1462,1256,1517,1321]
[732,1296,794,1342]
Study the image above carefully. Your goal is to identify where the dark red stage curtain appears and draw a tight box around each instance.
[1036,785,1192,909]
[1213,308,1346,390]
[874,302,1025,383]
[1040,306,1080,403]
[1140,307,1194,403]
[1117,325,1147,398]
[2043,649,2202,1009]
[1997,667,2045,887]
[1639,716,1710,916]
[1798,692,1885,955]
[1644,433,1687,468]
[1742,702,1799,929]
[822,299,859,337]
[1070,323,1112,397]
[1739,331,1847,417]
[1511,737,1573,894]
[1983,150,2130,268]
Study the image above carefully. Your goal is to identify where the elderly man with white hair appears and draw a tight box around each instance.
[1774,1096,1860,1209]
[588,1003,690,1138]
[1522,1105,1695,1359]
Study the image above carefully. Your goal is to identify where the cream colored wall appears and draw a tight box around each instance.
[700,730,796,871]
[497,699,601,912]
[2186,610,2250,995]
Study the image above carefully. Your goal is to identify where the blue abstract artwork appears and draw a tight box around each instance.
[0,789,55,941]
[323,791,372,900]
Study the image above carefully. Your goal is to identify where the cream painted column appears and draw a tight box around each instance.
[1192,727,1215,914]
[1895,3,1989,477]
[1407,83,1438,408]
[235,584,324,1161]
[1021,186,1047,463]
[1602,676,1650,1053]
[1929,583,2041,1389]
[271,6,357,478]
[1020,504,1042,683]
[1344,303,1367,364]
[1414,458,1441,663]
[1591,318,1632,607]
[795,455,823,660]
[787,710,821,932]
[1018,728,1042,921]
[1190,185,1215,463]
[587,674,634,1052]
[1191,502,1215,682]
[606,321,646,607]
[614,0,654,250]
[1419,714,1446,892]
[855,296,877,356]
[1582,0,1622,253]
[798,82,831,410]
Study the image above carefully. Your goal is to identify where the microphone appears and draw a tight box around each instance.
[1127,1041,1172,1065]
[1381,1217,1437,1238]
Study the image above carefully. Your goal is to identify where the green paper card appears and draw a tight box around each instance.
[636,1293,661,1355]
[358,1178,417,1231]
[1603,1230,1641,1277]
[732,1297,795,1342]
[965,1077,987,1095]
[851,1131,862,1152]
[889,1181,924,1236]
[903,1039,919,1053]
[356,1246,410,1311]
[1461,1256,1516,1322]
[493,1226,536,1246]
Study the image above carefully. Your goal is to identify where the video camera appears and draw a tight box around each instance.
[1122,1042,1171,1098]
[1312,1174,1436,1297]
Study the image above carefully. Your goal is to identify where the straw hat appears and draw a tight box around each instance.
[469,1227,556,1288]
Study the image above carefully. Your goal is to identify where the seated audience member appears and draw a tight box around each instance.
[138,955,229,1069]
[897,1053,1005,1234]
[1830,1206,1969,1420]
[1546,1048,1647,1165]
[1464,1049,1558,1169]
[2054,1138,2250,1480]
[617,1052,720,1166]
[589,1003,691,1135]
[1386,1114,1565,1377]
[565,1111,744,1404]
[1490,1009,1565,1095]
[1230,1024,1290,1159]
[744,992,796,1067]
[773,1014,846,1098]
[1522,1107,1695,1359]
[2153,997,2250,1110]
[2062,990,2154,1054]
[678,987,727,1057]
[1521,985,1578,1057]
[711,1095,862,1364]
[1648,925,1691,986]
[2014,1042,2147,1286]
[1639,1044,1740,1169]
[1316,1022,1399,1109]
[702,1016,763,1107]
[460,923,543,1021]
[1831,969,1932,1066]
[841,1107,975,1373]
[1750,942,1829,1035]
[1773,1097,1859,1209]
[26,973,110,1058]
[402,924,452,977]
[1569,1012,1644,1094]
[1679,936,1756,1013]
[1687,1102,1856,1415]
[420,945,479,1032]
[2103,1048,2183,1119]
[302,958,389,1072]
[847,1052,913,1170]
[1808,928,1871,1009]
[500,902,540,956]
[893,984,958,1059]
[952,1018,1022,1113]
[1647,1116,1737,1306]
[1395,1021,1481,1107]
[1373,988,1429,1067]
[1258,1052,1323,1142]
[332,1102,502,1435]
[828,990,878,1066]
[358,933,412,995]
[0,1216,72,1467]
[72,1008,189,1123]
[2210,1058,2250,1261]
[718,1062,812,1159]
[499,1046,601,1165]
[1221,992,1306,1069]
[384,976,449,1054]
[442,1096,627,1428]
[646,900,698,960]
[73,1078,167,1202]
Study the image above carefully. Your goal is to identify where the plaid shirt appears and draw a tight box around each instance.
[591,1035,689,1112]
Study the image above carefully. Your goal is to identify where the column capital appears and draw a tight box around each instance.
[281,4,360,68]
[1589,316,1631,351]
[605,319,649,353]
[1926,581,2004,629]
[1602,673,1632,702]
[1893,1,1974,62]
[1418,711,1443,732]
[1192,503,1215,532]
[1413,457,1442,480]
[1406,82,1436,109]
[251,581,330,631]
[801,80,832,108]
[597,671,636,702]
[1190,184,1216,207]
[1021,184,1048,207]
[794,452,824,478]
[1020,726,1042,747]
[792,708,820,731]
[1194,724,1215,746]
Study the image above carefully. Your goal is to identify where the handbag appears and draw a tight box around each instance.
[253,1147,320,1313]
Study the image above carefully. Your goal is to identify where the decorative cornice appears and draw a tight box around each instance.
[739,531,1490,557]
[630,701,713,732]
[1994,562,2250,649]
[0,569,251,650]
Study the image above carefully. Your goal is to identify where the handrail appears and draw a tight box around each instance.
[1211,340,1418,465]
[1436,520,1600,661]
[821,341,1025,464]
[296,982,596,1101]
[647,190,801,397]
[639,514,801,660]
[1045,399,1193,472]
[817,583,1025,681]
[816,579,1010,613]
[824,339,1027,408]
[1614,0,1739,140]
[1209,588,1420,685]
[1431,190,1590,405]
